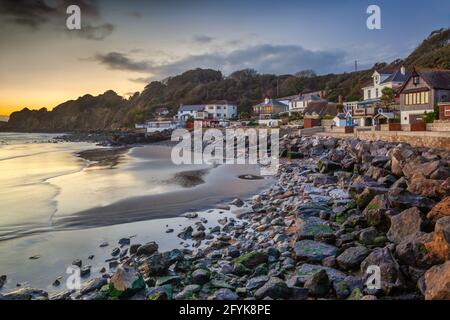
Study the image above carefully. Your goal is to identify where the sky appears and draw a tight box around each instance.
[0,0,449,115]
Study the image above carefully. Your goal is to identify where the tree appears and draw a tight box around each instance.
[239,111,250,120]
[381,87,395,106]
[295,70,317,78]
[424,103,440,123]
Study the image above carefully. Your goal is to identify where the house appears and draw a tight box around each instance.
[354,66,409,126]
[177,105,206,122]
[398,69,450,124]
[286,90,326,114]
[333,112,353,127]
[303,101,338,128]
[176,102,238,127]
[438,102,450,120]
[252,98,288,120]
[154,107,170,117]
[204,101,238,120]
[362,66,409,102]
[303,101,338,119]
[342,101,359,112]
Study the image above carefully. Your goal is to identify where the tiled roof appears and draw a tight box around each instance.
[252,99,288,108]
[419,70,450,90]
[304,101,338,117]
[381,69,409,84]
[178,105,205,112]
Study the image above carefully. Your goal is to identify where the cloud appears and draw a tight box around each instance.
[192,34,215,44]
[0,0,113,40]
[94,52,152,72]
[76,23,114,41]
[93,44,348,81]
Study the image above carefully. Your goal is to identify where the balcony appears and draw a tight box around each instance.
[399,104,433,112]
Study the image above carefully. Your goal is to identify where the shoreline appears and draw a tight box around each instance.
[1,135,449,300]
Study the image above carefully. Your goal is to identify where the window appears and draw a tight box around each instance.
[412,93,416,104]
[425,92,429,104]
[413,76,420,85]
[375,88,379,98]
[368,90,371,99]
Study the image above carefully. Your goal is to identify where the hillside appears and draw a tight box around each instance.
[3,28,449,132]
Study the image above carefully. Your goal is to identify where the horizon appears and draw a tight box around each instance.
[1,0,450,115]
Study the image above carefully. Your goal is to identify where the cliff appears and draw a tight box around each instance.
[4,28,449,132]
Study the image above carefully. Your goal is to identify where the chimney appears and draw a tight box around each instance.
[400,65,406,75]
[338,95,343,105]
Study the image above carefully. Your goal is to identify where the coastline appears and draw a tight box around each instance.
[1,134,449,300]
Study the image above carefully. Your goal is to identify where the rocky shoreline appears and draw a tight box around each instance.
[1,135,449,300]
[55,129,173,146]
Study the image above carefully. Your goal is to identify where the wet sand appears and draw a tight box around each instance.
[54,162,272,229]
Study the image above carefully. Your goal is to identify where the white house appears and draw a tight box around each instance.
[288,90,325,114]
[204,102,237,120]
[177,105,206,121]
[362,66,408,102]
[177,102,238,124]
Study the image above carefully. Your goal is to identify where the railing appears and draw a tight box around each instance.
[399,105,433,111]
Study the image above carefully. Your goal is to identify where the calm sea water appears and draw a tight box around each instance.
[0,133,271,293]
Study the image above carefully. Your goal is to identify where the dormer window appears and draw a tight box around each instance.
[374,75,379,85]
[413,75,420,85]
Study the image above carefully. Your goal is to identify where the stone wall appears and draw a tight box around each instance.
[427,120,450,132]
[355,130,450,149]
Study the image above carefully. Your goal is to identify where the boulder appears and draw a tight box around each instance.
[141,253,168,277]
[210,288,238,300]
[427,196,450,224]
[407,173,446,198]
[246,275,269,291]
[295,263,346,284]
[360,247,403,294]
[191,269,210,285]
[174,284,201,300]
[295,215,334,241]
[0,288,48,300]
[254,277,291,299]
[109,266,145,298]
[424,216,450,263]
[146,285,173,300]
[304,269,330,297]
[293,240,338,262]
[234,251,268,269]
[362,194,390,230]
[355,186,388,209]
[177,226,193,240]
[359,226,379,245]
[395,232,435,269]
[404,160,441,179]
[136,241,159,256]
[387,191,435,211]
[423,261,450,300]
[336,246,370,270]
[0,275,6,289]
[317,160,341,173]
[387,207,424,244]
[371,156,389,167]
[80,278,108,295]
